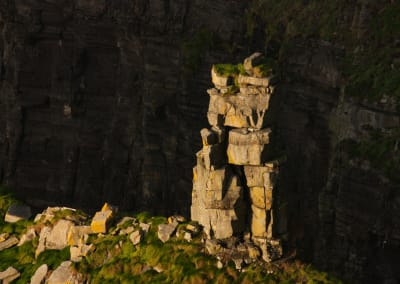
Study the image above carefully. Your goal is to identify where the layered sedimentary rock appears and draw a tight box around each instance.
[0,0,246,214]
[191,53,282,260]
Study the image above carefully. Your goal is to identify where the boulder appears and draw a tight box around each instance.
[46,220,74,250]
[129,230,142,245]
[47,261,74,284]
[157,221,178,243]
[91,204,114,234]
[67,226,92,246]
[5,204,31,223]
[0,267,20,284]
[139,223,151,233]
[227,128,271,165]
[119,226,134,235]
[0,236,19,251]
[30,264,48,284]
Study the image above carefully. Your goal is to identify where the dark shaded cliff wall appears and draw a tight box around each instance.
[0,0,246,214]
[0,1,399,283]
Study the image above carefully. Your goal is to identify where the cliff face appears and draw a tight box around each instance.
[0,0,399,283]
[0,0,246,214]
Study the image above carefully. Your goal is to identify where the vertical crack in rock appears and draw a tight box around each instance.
[191,53,283,262]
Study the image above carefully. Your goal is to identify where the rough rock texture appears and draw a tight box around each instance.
[0,0,246,215]
[0,1,399,283]
[191,54,282,261]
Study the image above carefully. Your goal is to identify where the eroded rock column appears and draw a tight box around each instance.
[191,53,282,261]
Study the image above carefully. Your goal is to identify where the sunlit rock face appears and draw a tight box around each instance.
[191,53,282,261]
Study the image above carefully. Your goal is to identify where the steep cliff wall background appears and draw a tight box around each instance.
[0,0,247,214]
[0,0,399,283]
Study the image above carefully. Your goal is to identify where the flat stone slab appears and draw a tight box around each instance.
[0,266,20,283]
[30,264,48,284]
[0,236,19,251]
[46,220,74,250]
[5,204,31,223]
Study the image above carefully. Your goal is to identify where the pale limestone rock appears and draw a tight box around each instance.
[211,66,234,88]
[36,226,51,257]
[5,204,31,223]
[207,92,271,129]
[200,127,225,146]
[196,144,226,170]
[251,205,268,238]
[0,267,20,284]
[227,129,271,165]
[183,232,192,242]
[116,216,135,227]
[67,226,92,246]
[119,226,134,235]
[243,52,264,74]
[139,223,151,233]
[129,230,142,245]
[18,227,36,246]
[0,236,19,251]
[252,237,282,262]
[243,165,276,187]
[46,220,74,250]
[186,224,200,233]
[0,233,9,242]
[168,215,186,223]
[157,221,178,243]
[249,187,273,210]
[47,261,73,284]
[30,264,48,284]
[91,210,113,233]
[70,244,94,262]
[238,74,278,87]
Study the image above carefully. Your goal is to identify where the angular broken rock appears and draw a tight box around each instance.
[47,261,74,284]
[46,219,74,250]
[211,66,234,88]
[227,128,271,165]
[5,204,31,223]
[243,165,276,187]
[0,267,20,284]
[157,221,178,243]
[119,226,134,235]
[0,236,19,251]
[249,187,273,210]
[67,225,92,246]
[129,230,142,245]
[70,244,94,262]
[91,210,113,234]
[139,222,151,233]
[18,227,36,246]
[238,74,278,87]
[30,264,48,284]
[243,52,264,74]
[36,226,51,257]
[0,233,9,242]
[205,239,223,255]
